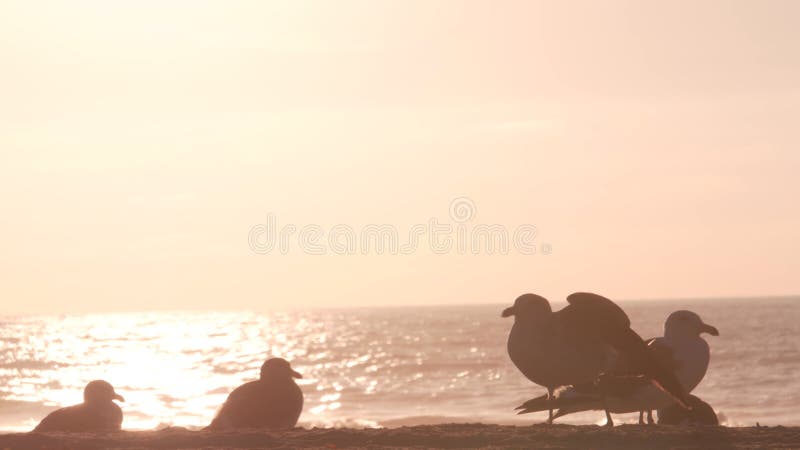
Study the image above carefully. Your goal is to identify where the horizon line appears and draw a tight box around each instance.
[3,293,798,318]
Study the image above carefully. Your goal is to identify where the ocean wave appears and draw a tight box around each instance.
[0,360,60,370]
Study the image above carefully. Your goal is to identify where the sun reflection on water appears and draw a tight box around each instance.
[2,301,799,431]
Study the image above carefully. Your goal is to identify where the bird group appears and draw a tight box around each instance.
[32,358,303,433]
[31,291,718,433]
[503,292,719,426]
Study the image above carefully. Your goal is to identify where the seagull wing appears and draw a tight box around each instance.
[558,292,690,408]
[33,407,68,432]
[612,337,678,375]
[648,337,681,372]
[564,292,631,328]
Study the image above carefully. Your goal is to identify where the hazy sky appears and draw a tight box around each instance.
[2,1,798,314]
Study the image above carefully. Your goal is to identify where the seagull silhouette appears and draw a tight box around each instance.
[33,380,124,432]
[504,292,690,423]
[516,310,716,426]
[206,358,303,430]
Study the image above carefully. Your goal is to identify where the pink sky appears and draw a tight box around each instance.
[1,1,798,313]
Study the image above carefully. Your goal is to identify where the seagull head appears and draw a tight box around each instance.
[502,293,552,320]
[84,380,124,405]
[260,357,302,381]
[664,310,719,338]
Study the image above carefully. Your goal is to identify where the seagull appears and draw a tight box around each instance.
[658,394,719,425]
[504,292,690,423]
[516,310,717,426]
[206,358,303,430]
[33,380,124,432]
[637,311,718,424]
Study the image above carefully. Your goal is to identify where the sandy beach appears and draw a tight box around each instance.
[1,424,798,449]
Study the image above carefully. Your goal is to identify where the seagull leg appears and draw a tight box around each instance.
[638,411,645,425]
[647,410,655,425]
[547,387,554,424]
[604,409,614,427]
[601,392,613,427]
[597,375,614,427]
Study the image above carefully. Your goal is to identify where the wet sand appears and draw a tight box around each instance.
[1,424,798,449]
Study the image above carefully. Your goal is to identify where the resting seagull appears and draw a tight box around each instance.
[658,394,719,425]
[504,293,690,423]
[206,358,303,430]
[516,310,717,426]
[33,380,124,432]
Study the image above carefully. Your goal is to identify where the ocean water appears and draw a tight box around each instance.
[1,298,798,432]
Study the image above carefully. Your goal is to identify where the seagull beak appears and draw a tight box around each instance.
[113,393,125,402]
[501,306,515,318]
[291,369,302,379]
[701,323,719,336]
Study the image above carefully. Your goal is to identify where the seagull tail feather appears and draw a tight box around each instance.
[548,398,604,419]
[515,394,550,413]
[516,390,602,416]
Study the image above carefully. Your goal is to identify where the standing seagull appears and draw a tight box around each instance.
[206,358,303,430]
[33,380,124,432]
[503,292,689,423]
[517,310,717,426]
[638,311,718,424]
